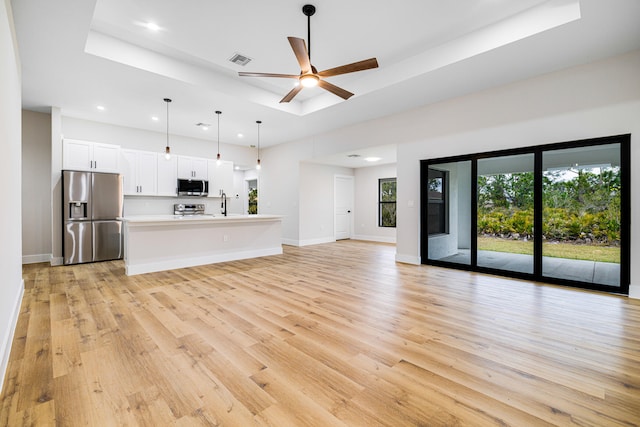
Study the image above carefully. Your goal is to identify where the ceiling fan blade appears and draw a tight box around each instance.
[317,80,354,100]
[317,58,379,78]
[238,72,299,79]
[288,37,312,74]
[280,85,304,103]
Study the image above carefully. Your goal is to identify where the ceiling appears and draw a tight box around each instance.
[10,0,640,167]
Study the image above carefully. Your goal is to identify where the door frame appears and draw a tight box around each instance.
[334,175,354,240]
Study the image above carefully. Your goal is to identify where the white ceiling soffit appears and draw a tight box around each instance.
[85,0,580,117]
[12,0,640,152]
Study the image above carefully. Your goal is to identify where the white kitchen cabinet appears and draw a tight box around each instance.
[121,149,157,195]
[157,155,178,196]
[63,139,120,172]
[177,156,208,179]
[207,159,234,197]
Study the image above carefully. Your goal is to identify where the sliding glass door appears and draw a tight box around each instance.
[542,144,622,287]
[421,135,629,294]
[477,154,534,274]
[424,161,472,265]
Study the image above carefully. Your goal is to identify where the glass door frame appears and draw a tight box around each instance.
[420,134,630,295]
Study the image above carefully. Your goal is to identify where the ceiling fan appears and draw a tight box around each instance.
[238,4,379,103]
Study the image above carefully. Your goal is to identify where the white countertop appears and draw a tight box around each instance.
[123,214,283,225]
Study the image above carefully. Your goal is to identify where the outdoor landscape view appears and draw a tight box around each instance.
[477,165,621,264]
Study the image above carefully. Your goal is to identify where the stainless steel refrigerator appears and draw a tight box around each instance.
[62,170,124,265]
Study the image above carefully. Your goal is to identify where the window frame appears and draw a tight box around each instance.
[419,134,630,295]
[378,177,397,228]
[427,168,448,235]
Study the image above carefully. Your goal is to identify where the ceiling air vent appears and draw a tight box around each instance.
[347,154,361,158]
[229,53,252,67]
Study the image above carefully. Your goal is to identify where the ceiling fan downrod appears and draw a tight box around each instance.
[302,4,316,62]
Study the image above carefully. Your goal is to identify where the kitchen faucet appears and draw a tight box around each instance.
[221,191,227,216]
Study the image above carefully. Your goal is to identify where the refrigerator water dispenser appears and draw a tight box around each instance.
[68,201,88,219]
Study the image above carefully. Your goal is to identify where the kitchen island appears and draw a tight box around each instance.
[123,214,283,275]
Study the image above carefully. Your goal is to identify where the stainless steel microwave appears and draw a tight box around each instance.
[177,179,208,197]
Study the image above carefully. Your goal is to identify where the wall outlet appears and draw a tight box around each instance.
[223,235,229,242]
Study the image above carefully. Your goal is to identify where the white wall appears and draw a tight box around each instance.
[0,0,24,393]
[22,110,51,263]
[353,163,397,243]
[299,162,354,245]
[258,139,310,245]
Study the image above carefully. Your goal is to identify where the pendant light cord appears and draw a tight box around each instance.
[163,98,172,155]
[256,120,262,169]
[216,110,222,159]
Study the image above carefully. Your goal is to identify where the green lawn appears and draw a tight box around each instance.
[477,236,620,263]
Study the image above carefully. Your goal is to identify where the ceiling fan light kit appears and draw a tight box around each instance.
[300,74,319,87]
[238,4,378,103]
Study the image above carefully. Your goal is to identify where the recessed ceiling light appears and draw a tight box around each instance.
[145,22,160,31]
[151,116,159,121]
[201,126,208,131]
[364,157,381,162]
[96,105,105,111]
[237,133,244,138]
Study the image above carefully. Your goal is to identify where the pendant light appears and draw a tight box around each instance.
[163,98,172,160]
[215,110,222,165]
[256,120,262,170]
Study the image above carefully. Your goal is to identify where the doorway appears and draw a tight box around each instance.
[246,179,257,214]
[334,175,354,240]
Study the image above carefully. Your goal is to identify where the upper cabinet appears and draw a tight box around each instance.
[177,156,208,179]
[63,139,120,173]
[121,149,158,196]
[157,155,178,197]
[207,160,234,197]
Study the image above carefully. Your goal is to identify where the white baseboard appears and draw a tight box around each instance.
[0,279,24,395]
[395,253,421,265]
[281,238,300,247]
[50,256,64,266]
[629,283,640,299]
[298,236,336,247]
[22,253,51,264]
[352,234,397,244]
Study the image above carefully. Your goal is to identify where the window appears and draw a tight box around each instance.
[427,168,448,235]
[379,178,396,227]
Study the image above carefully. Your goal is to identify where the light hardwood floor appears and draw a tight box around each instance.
[2,240,640,426]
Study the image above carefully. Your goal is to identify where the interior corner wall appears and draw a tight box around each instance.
[299,162,354,246]
[392,50,640,297]
[259,139,312,245]
[0,0,25,393]
[353,163,397,243]
[22,110,52,263]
